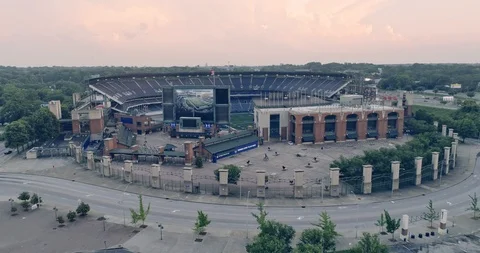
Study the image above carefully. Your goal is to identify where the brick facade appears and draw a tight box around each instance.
[290,109,404,145]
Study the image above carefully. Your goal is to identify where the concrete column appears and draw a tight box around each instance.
[448,128,454,137]
[87,151,94,170]
[453,132,459,142]
[451,142,457,168]
[438,209,448,235]
[219,169,229,196]
[415,157,423,186]
[183,167,193,193]
[433,121,439,128]
[124,160,133,183]
[400,214,409,241]
[362,165,373,194]
[184,141,194,166]
[294,170,304,199]
[102,156,111,177]
[68,141,75,156]
[441,125,447,136]
[151,164,160,188]
[256,170,266,198]
[444,147,451,174]
[329,168,340,197]
[391,161,400,191]
[432,152,439,181]
[74,146,82,163]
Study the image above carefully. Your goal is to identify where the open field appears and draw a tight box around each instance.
[230,113,254,130]
[412,105,455,117]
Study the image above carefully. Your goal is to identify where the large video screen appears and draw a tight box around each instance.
[175,89,214,122]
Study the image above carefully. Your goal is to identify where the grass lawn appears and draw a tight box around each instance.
[412,105,455,118]
[230,113,254,130]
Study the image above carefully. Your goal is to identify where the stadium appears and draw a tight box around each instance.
[87,71,353,115]
[51,70,407,163]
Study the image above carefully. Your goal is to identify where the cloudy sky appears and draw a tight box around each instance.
[0,0,479,66]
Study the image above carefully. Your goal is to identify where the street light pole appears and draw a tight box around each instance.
[158,223,164,240]
[246,190,251,239]
[53,206,58,221]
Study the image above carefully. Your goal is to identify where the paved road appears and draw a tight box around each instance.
[1,160,479,233]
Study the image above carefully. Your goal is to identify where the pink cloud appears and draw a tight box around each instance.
[0,0,479,66]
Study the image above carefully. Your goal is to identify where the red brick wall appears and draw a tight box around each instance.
[289,109,404,143]
[72,120,80,134]
[90,119,104,134]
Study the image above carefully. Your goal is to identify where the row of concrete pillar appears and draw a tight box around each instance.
[68,124,458,198]
[399,209,449,241]
[73,146,458,198]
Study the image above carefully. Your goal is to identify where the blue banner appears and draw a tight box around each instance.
[214,141,258,161]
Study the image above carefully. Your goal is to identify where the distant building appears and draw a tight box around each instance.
[48,100,62,120]
[450,83,462,89]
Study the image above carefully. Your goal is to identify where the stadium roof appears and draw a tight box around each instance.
[88,71,353,112]
[87,71,350,83]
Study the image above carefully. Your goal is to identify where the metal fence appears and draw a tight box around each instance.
[339,159,458,195]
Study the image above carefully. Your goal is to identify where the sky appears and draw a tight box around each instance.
[0,0,479,67]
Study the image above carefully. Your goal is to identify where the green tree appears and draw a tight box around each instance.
[351,232,388,253]
[30,193,42,206]
[375,213,387,234]
[195,156,203,168]
[18,191,31,211]
[248,204,295,253]
[384,210,400,241]
[466,193,480,219]
[423,200,439,228]
[194,210,211,236]
[247,234,290,253]
[466,91,475,98]
[214,164,241,184]
[76,201,90,216]
[311,211,340,252]
[25,108,60,141]
[251,203,268,227]
[67,211,76,222]
[4,120,32,151]
[130,194,151,226]
[457,118,477,141]
[295,228,324,253]
[18,191,30,202]
[57,215,65,226]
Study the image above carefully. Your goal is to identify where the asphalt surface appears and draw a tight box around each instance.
[0,159,479,233]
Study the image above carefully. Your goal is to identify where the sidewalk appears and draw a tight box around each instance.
[0,143,477,208]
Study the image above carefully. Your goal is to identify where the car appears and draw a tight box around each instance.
[4,150,12,155]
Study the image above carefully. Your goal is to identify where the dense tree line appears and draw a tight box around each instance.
[330,132,452,177]
[331,100,480,177]
[410,100,480,141]
[377,64,480,92]
[4,108,60,151]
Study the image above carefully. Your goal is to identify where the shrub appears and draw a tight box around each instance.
[195,156,203,168]
[214,164,241,184]
[57,215,65,226]
[76,202,90,216]
[67,211,76,222]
